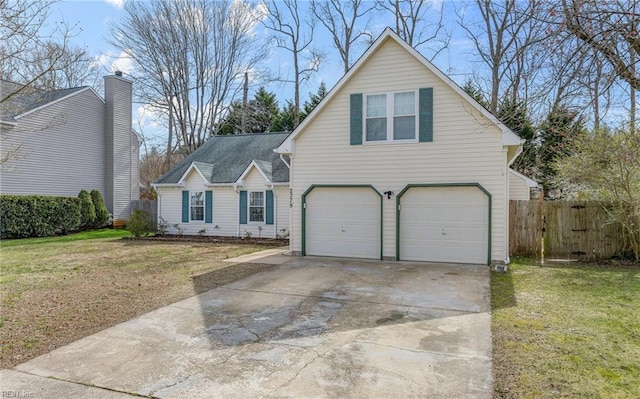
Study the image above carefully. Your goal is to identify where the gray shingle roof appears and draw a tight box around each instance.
[154,132,291,185]
[0,79,87,123]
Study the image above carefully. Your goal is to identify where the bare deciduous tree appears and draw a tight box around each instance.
[110,0,266,156]
[261,0,324,128]
[0,0,84,101]
[562,0,640,91]
[376,0,449,59]
[458,0,547,116]
[311,0,375,73]
[4,41,100,90]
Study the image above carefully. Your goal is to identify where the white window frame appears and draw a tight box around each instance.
[364,90,418,144]
[248,190,265,223]
[190,191,205,222]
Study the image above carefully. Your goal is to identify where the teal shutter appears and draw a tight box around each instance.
[419,88,433,142]
[181,191,189,222]
[239,190,247,224]
[266,190,274,225]
[205,190,213,223]
[350,93,363,145]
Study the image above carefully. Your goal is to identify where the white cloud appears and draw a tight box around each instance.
[105,0,124,9]
[94,50,135,76]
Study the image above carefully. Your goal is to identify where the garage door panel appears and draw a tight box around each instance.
[400,186,488,264]
[306,187,380,259]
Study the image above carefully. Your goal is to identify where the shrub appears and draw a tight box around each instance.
[90,190,109,227]
[127,209,151,237]
[0,195,81,238]
[157,217,169,235]
[78,190,96,229]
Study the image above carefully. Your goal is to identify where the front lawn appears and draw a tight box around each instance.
[492,259,640,398]
[0,231,279,368]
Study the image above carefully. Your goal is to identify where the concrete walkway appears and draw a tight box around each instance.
[2,257,492,398]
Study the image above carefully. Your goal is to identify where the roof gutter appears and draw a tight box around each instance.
[151,183,185,189]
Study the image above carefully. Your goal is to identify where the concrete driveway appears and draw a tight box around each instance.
[3,255,492,398]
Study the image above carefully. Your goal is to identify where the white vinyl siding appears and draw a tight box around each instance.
[240,168,274,238]
[157,166,290,238]
[157,171,234,236]
[289,38,508,262]
[509,172,532,200]
[275,186,290,238]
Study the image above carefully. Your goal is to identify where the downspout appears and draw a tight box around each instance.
[234,185,240,237]
[286,155,294,255]
[156,192,161,230]
[504,147,511,265]
[129,130,133,218]
[504,140,525,265]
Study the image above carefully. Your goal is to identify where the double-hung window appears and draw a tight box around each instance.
[249,191,265,222]
[365,91,416,142]
[190,191,204,221]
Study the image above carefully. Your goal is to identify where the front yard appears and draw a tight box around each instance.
[0,230,278,368]
[2,232,639,399]
[492,258,640,398]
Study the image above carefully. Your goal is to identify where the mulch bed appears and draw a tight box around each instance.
[125,234,289,247]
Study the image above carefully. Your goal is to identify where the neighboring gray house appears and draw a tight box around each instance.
[0,73,140,220]
[153,133,290,238]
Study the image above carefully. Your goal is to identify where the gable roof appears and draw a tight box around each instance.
[154,132,290,185]
[0,80,91,124]
[277,28,522,153]
[509,168,539,188]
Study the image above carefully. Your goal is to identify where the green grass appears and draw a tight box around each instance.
[0,235,278,368]
[492,258,640,398]
[0,229,130,248]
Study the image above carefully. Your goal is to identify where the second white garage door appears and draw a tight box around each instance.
[305,187,381,259]
[399,186,489,264]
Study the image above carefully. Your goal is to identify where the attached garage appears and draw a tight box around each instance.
[303,186,382,259]
[397,185,490,264]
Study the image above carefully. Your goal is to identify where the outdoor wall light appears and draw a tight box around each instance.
[384,190,394,199]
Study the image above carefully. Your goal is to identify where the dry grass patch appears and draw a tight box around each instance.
[492,259,640,399]
[0,231,278,368]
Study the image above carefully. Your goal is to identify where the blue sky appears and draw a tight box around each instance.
[46,0,478,145]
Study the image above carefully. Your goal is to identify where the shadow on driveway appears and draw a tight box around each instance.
[15,256,493,399]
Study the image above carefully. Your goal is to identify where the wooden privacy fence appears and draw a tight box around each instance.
[131,200,157,229]
[510,200,626,260]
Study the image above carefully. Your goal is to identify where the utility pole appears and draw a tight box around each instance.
[166,91,173,170]
[241,71,248,134]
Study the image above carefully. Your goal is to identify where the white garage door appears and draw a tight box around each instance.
[399,186,488,264]
[305,187,380,259]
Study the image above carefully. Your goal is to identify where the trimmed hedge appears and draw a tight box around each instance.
[91,189,109,227]
[78,189,96,229]
[0,195,81,239]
